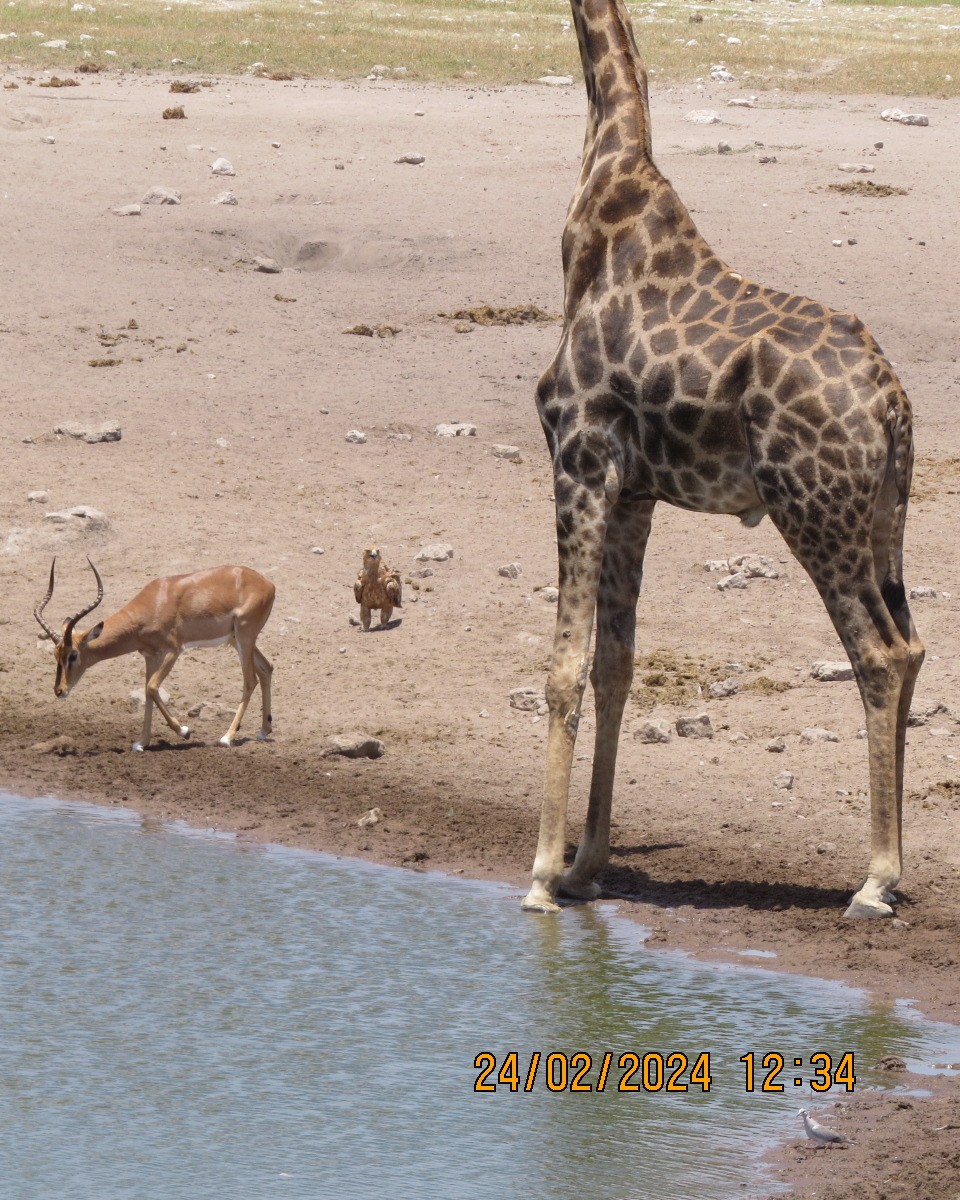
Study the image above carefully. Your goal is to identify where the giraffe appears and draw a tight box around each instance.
[521,0,924,919]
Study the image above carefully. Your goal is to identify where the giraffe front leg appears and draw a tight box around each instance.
[522,477,608,914]
[561,500,654,900]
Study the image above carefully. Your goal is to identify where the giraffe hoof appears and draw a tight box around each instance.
[131,741,144,753]
[558,875,602,901]
[179,725,191,739]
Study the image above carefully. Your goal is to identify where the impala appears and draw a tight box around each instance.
[34,558,276,751]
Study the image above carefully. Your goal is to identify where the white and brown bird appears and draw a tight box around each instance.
[799,1108,851,1147]
[353,546,402,631]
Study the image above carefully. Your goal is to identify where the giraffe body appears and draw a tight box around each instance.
[522,0,924,919]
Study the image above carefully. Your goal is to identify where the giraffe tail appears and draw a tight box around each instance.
[880,391,914,613]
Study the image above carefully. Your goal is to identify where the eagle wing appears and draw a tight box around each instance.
[385,570,402,608]
[353,574,364,604]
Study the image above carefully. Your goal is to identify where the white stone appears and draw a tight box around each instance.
[728,553,779,579]
[211,190,238,206]
[358,806,383,827]
[492,444,522,461]
[729,731,748,744]
[766,736,786,753]
[726,36,741,44]
[717,140,733,154]
[415,543,454,562]
[325,734,385,759]
[774,771,796,790]
[311,546,325,555]
[635,719,672,744]
[800,727,840,745]
[510,687,545,712]
[211,156,235,176]
[498,562,522,579]
[685,110,721,125]
[537,75,573,86]
[838,162,876,174]
[540,586,559,603]
[811,661,854,682]
[55,421,120,444]
[709,677,739,699]
[111,204,141,217]
[676,712,713,739]
[41,38,67,48]
[728,97,755,108]
[395,153,425,165]
[41,135,56,145]
[345,429,367,444]
[718,571,749,591]
[142,186,181,205]
[880,108,929,127]
[44,505,109,530]
[253,256,281,273]
[910,586,937,599]
[435,422,476,438]
[710,65,735,82]
[27,490,49,503]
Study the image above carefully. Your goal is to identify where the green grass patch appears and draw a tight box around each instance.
[0,0,957,94]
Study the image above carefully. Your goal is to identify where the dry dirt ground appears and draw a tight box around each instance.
[1,73,959,1197]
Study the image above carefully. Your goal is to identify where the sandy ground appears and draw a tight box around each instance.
[1,71,959,1196]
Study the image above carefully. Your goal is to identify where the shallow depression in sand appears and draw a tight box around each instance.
[1,790,958,1200]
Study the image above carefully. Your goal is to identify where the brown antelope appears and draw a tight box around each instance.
[34,558,276,752]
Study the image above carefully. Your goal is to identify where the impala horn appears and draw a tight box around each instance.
[34,558,61,644]
[62,557,105,647]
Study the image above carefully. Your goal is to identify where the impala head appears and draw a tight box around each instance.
[34,557,105,697]
[363,546,381,569]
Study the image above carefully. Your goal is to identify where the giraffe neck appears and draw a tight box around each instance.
[570,0,653,160]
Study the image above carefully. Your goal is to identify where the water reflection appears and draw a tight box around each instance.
[1,792,958,1200]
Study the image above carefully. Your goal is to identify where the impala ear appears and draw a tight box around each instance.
[85,621,105,643]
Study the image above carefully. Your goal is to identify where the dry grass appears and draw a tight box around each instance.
[440,304,559,325]
[0,0,957,94]
[827,180,910,197]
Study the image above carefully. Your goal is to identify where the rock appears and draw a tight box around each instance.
[880,108,929,127]
[676,712,713,739]
[710,65,735,82]
[766,736,786,753]
[838,162,876,174]
[129,686,171,709]
[186,700,229,718]
[498,562,522,579]
[832,239,843,247]
[310,546,325,555]
[41,136,56,144]
[874,1055,907,1071]
[635,719,672,744]
[410,567,434,578]
[41,38,68,48]
[368,64,390,78]
[211,190,238,206]
[324,734,385,759]
[44,505,109,531]
[717,140,733,154]
[415,543,453,562]
[492,444,522,461]
[54,421,121,444]
[345,429,367,444]
[537,75,574,86]
[27,490,49,503]
[111,203,141,216]
[211,156,235,175]
[685,110,721,125]
[703,559,729,572]
[728,553,779,579]
[718,571,748,591]
[728,97,755,108]
[811,660,854,682]
[910,586,937,599]
[253,256,281,273]
[907,699,948,727]
[395,153,425,165]
[708,677,739,699]
[774,770,796,790]
[30,735,77,755]
[510,687,545,712]
[757,155,777,165]
[728,731,748,744]
[358,807,383,827]
[540,586,559,603]
[800,727,840,745]
[142,186,181,205]
[435,422,477,437]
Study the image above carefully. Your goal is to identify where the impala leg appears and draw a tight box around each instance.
[522,474,608,913]
[145,650,190,742]
[252,646,274,741]
[562,500,655,900]
[220,641,259,747]
[134,653,161,751]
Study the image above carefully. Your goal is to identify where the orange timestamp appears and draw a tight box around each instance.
[473,1051,857,1094]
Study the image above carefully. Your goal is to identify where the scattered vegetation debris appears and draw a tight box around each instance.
[75,63,104,74]
[127,318,139,330]
[88,357,122,368]
[170,80,200,93]
[741,676,796,695]
[39,76,79,88]
[631,649,732,711]
[253,67,295,80]
[274,293,297,303]
[343,324,401,338]
[3,82,18,90]
[162,105,186,120]
[827,180,908,198]
[439,304,559,326]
